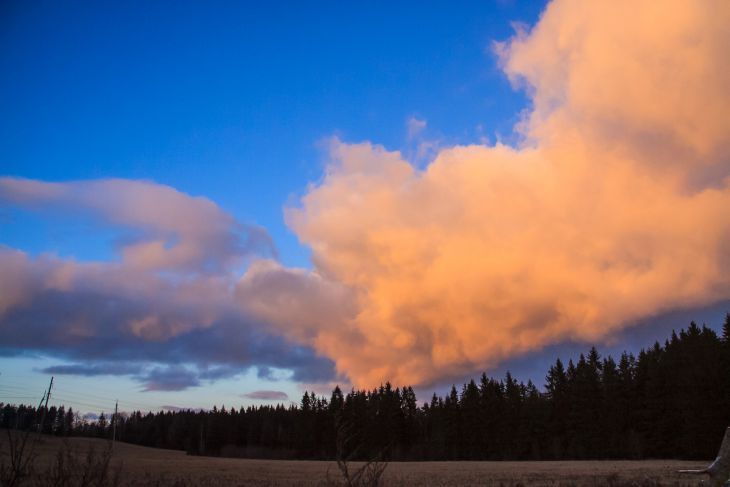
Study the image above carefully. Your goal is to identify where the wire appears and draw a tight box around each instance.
[50,395,114,412]
[2,379,164,413]
[0,384,39,391]
[0,376,44,387]
[53,387,160,411]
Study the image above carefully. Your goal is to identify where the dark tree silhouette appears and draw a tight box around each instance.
[2,316,729,461]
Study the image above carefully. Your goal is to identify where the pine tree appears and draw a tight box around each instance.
[65,407,75,435]
[3,316,728,462]
[97,412,108,438]
[545,358,567,399]
[722,312,730,439]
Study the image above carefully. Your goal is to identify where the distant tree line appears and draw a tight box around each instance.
[2,316,730,461]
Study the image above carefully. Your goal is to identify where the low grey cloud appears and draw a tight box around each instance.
[1,276,337,390]
[0,178,337,391]
[160,405,206,412]
[138,366,201,392]
[40,363,144,376]
[241,390,289,401]
[160,405,186,412]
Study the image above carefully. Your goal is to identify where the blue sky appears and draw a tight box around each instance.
[2,0,728,417]
[1,0,543,267]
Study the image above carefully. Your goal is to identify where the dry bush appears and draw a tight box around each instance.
[0,429,122,487]
[0,428,37,487]
[326,415,388,487]
[36,440,122,487]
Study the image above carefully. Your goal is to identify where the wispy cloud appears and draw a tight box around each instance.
[406,116,427,140]
[40,363,144,376]
[241,390,289,401]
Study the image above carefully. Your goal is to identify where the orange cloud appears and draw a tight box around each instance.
[240,0,730,387]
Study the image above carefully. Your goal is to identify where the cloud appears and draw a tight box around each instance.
[494,0,730,190]
[0,178,275,273]
[0,180,336,390]
[236,259,357,345]
[241,390,289,401]
[407,117,427,140]
[160,405,188,412]
[138,366,201,392]
[40,363,144,376]
[3,0,729,392]
[160,405,207,412]
[38,361,266,392]
[244,0,730,387]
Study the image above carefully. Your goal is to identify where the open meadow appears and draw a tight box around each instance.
[0,434,712,486]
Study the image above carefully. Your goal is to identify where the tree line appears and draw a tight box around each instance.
[2,315,729,461]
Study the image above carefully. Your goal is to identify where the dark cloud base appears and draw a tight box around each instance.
[3,287,336,391]
[241,390,289,401]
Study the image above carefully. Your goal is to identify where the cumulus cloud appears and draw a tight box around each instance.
[0,178,274,273]
[495,0,730,190]
[3,0,729,392]
[236,259,357,345]
[241,0,730,387]
[241,390,289,401]
[0,180,335,390]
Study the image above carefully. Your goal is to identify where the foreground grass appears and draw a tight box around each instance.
[0,433,711,486]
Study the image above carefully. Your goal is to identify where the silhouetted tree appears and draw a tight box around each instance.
[3,316,729,461]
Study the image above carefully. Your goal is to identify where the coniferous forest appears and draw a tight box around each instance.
[3,317,730,462]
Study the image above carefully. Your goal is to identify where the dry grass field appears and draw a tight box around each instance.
[0,434,713,486]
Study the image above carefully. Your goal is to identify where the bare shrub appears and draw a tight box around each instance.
[0,430,122,487]
[326,414,388,487]
[0,429,37,487]
[35,441,122,487]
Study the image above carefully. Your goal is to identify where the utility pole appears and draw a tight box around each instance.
[37,376,54,434]
[112,400,118,450]
[27,391,46,430]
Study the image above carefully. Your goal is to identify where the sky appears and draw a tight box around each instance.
[1,0,729,416]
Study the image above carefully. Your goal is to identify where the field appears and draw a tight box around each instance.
[1,434,712,486]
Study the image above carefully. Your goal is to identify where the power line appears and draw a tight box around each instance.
[3,379,163,413]
[0,380,45,387]
[50,395,114,411]
[0,384,39,392]
[52,386,161,410]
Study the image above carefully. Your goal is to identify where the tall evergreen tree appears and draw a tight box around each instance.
[3,315,729,462]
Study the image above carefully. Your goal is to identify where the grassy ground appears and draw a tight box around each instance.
[0,434,712,486]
